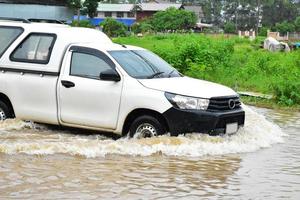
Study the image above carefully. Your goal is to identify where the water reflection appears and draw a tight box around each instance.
[0,154,242,199]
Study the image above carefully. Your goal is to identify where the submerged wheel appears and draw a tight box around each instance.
[0,100,12,121]
[129,115,166,139]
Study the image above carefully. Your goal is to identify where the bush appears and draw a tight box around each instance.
[294,17,300,32]
[258,27,269,37]
[275,21,295,34]
[71,20,94,28]
[271,78,300,106]
[100,18,126,37]
[224,22,236,34]
[131,20,153,34]
[151,7,197,32]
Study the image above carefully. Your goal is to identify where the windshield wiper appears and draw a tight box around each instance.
[168,69,177,77]
[147,71,165,79]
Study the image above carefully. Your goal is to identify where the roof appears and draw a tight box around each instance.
[184,6,204,18]
[140,3,183,11]
[97,4,135,12]
[97,3,183,12]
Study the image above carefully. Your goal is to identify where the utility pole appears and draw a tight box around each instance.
[235,1,239,32]
[256,0,261,35]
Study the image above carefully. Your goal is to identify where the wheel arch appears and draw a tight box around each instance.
[0,93,15,117]
[122,108,169,136]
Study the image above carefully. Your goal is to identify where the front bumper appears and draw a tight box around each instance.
[163,107,245,135]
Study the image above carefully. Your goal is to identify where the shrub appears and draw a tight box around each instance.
[258,27,269,37]
[151,7,197,32]
[275,21,295,34]
[294,17,300,32]
[131,20,153,34]
[131,23,141,34]
[271,78,300,106]
[224,22,236,34]
[100,18,126,37]
[71,20,94,28]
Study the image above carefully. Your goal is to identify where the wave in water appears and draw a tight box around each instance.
[0,106,286,158]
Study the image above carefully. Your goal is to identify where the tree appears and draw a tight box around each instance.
[199,0,223,27]
[224,21,236,33]
[100,18,126,37]
[295,16,300,32]
[83,0,101,18]
[275,21,295,34]
[67,0,82,23]
[223,0,260,31]
[151,7,197,32]
[262,0,299,27]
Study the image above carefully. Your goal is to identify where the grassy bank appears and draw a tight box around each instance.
[114,34,300,109]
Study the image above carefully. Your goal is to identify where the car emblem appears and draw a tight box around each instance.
[228,99,235,109]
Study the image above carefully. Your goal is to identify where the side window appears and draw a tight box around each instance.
[117,12,124,18]
[0,26,23,57]
[70,52,112,79]
[104,12,112,17]
[10,33,56,64]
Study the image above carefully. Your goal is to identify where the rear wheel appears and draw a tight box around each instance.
[129,115,166,139]
[0,100,12,121]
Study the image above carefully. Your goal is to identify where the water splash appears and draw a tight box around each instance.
[0,106,285,158]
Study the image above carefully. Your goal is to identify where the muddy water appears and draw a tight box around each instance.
[0,106,299,199]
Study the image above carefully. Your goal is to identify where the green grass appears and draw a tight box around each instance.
[114,34,300,108]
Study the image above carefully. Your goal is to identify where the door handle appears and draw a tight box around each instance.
[61,80,75,88]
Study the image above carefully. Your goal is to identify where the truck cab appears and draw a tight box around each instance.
[0,20,245,138]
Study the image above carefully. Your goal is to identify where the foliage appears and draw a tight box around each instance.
[190,0,299,33]
[199,0,223,26]
[114,34,300,106]
[67,0,82,9]
[83,0,100,18]
[224,22,236,34]
[295,17,300,32]
[262,0,299,27]
[151,8,197,32]
[71,20,94,28]
[100,18,126,37]
[275,21,295,34]
[67,0,82,22]
[258,27,269,37]
[271,78,300,106]
[223,0,259,31]
[131,20,153,34]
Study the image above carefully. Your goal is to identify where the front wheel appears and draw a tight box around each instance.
[129,115,166,139]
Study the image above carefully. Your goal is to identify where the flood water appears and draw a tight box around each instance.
[0,106,299,199]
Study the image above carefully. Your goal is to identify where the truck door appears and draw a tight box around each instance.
[58,46,123,130]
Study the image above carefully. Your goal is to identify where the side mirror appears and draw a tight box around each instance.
[100,69,121,82]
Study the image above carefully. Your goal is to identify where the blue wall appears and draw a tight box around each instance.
[74,16,136,26]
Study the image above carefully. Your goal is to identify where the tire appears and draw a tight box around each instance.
[129,115,166,138]
[0,100,12,121]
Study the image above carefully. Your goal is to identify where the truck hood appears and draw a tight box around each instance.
[138,76,237,98]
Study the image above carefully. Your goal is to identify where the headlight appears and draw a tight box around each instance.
[165,93,209,110]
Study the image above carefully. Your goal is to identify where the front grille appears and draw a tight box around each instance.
[208,96,241,111]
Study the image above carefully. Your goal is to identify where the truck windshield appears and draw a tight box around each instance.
[109,50,180,79]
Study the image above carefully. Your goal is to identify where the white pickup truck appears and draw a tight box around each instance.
[0,20,245,138]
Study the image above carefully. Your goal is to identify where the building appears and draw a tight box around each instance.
[0,0,73,22]
[184,5,204,23]
[137,3,183,21]
[88,3,183,26]
[93,4,137,26]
